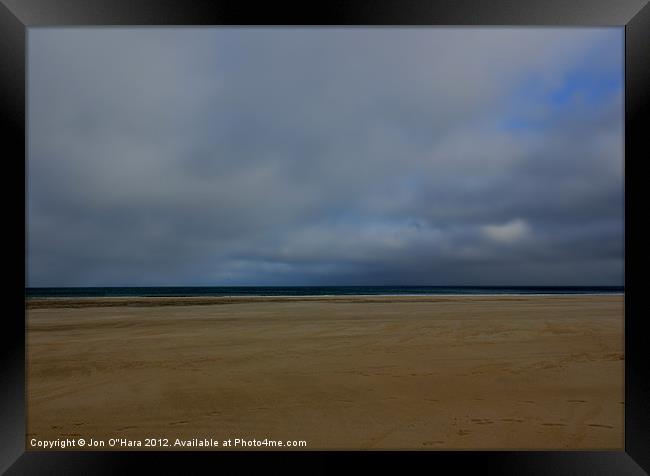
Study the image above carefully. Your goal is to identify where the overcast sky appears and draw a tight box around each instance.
[27,28,623,287]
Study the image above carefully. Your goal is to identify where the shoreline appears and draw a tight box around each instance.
[25,293,625,311]
[26,292,625,306]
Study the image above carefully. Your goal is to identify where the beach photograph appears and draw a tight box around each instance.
[26,27,624,450]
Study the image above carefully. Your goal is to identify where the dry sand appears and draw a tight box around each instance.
[26,295,624,450]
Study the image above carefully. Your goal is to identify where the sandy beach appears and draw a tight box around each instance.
[26,295,624,450]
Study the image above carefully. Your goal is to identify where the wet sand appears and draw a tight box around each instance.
[26,295,624,450]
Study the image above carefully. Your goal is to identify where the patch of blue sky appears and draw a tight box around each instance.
[547,69,622,106]
[498,29,622,134]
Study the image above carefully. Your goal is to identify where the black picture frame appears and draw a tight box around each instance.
[2,0,648,474]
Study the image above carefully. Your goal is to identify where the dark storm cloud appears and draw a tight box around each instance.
[27,28,624,286]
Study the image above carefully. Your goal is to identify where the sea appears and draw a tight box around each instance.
[25,286,624,298]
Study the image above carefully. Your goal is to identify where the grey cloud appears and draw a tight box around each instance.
[27,28,623,286]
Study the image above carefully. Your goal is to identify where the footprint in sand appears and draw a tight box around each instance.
[169,420,189,426]
[471,418,494,425]
[565,403,605,446]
